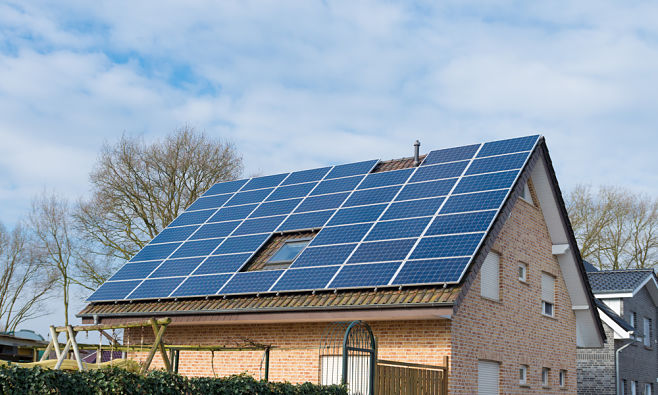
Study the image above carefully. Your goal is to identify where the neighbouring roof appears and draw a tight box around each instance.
[79,286,460,318]
[582,260,598,272]
[594,299,634,332]
[587,269,656,294]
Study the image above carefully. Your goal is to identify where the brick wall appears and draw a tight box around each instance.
[450,190,578,394]
[577,323,616,395]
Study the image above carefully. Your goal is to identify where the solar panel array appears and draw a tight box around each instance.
[88,135,540,302]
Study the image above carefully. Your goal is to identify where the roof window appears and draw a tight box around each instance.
[264,239,311,270]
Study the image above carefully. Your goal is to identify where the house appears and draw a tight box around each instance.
[79,135,605,394]
[0,329,47,362]
[578,267,658,395]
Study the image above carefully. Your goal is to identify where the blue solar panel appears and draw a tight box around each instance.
[344,186,401,207]
[328,262,399,288]
[233,215,286,236]
[187,193,232,211]
[267,182,317,201]
[172,274,232,297]
[466,152,527,175]
[310,223,373,246]
[358,169,412,190]
[311,176,363,196]
[278,210,334,231]
[209,204,257,222]
[190,221,241,239]
[348,239,416,263]
[170,238,224,259]
[426,210,497,236]
[226,188,274,206]
[149,257,204,278]
[381,198,443,220]
[295,192,349,213]
[291,244,357,268]
[409,233,484,259]
[423,144,479,165]
[129,277,184,299]
[220,270,284,294]
[130,243,180,262]
[325,160,377,179]
[282,167,331,185]
[193,253,252,275]
[328,204,387,226]
[203,179,248,196]
[392,258,469,284]
[213,234,269,254]
[477,135,538,158]
[87,280,141,301]
[271,266,340,291]
[364,217,431,241]
[250,199,301,218]
[440,189,508,214]
[410,161,468,183]
[169,209,215,227]
[151,225,199,244]
[454,170,518,194]
[242,173,288,191]
[396,179,456,201]
[109,261,161,281]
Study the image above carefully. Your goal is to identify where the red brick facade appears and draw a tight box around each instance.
[124,190,578,393]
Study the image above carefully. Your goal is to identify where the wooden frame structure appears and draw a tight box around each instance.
[39,318,172,374]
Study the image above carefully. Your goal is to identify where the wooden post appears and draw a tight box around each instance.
[54,338,72,370]
[67,325,84,371]
[150,318,171,372]
[39,341,53,362]
[140,320,167,374]
[49,326,61,360]
[443,356,449,395]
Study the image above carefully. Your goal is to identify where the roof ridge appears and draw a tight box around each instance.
[590,268,655,273]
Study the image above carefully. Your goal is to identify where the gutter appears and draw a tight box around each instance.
[616,339,634,395]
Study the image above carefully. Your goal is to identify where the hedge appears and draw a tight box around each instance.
[0,364,347,395]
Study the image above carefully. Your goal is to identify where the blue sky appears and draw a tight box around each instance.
[1,1,658,335]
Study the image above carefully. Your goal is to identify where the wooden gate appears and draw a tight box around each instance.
[376,357,448,395]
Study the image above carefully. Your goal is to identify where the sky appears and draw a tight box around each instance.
[1,1,658,338]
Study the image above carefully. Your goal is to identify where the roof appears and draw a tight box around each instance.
[582,260,598,272]
[587,269,656,294]
[594,299,634,332]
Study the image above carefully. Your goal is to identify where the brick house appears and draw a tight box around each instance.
[578,268,658,395]
[79,135,605,394]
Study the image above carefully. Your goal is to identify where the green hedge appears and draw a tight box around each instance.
[0,364,347,395]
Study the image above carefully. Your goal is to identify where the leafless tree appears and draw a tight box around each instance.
[0,222,55,332]
[566,185,658,270]
[75,127,243,287]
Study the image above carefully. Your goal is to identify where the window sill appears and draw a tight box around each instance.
[519,384,530,388]
[541,313,557,320]
[518,279,529,285]
[481,295,502,304]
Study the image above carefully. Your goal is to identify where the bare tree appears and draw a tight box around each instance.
[29,193,81,327]
[0,222,55,332]
[75,127,243,287]
[566,185,658,270]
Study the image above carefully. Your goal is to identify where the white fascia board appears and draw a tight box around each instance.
[552,244,570,255]
[594,293,633,299]
[597,308,632,340]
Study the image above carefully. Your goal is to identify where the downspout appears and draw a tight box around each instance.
[616,339,633,395]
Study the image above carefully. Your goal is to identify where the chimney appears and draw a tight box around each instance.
[413,140,421,166]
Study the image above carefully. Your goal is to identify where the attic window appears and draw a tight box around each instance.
[264,239,310,270]
[520,181,533,204]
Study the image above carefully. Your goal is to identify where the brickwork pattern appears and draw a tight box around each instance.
[577,324,616,395]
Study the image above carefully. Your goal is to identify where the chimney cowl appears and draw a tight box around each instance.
[413,140,421,166]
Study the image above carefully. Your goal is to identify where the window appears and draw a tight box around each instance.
[521,182,533,204]
[541,273,555,317]
[643,317,652,347]
[519,365,528,385]
[480,252,500,301]
[478,360,500,395]
[264,239,310,270]
[622,379,626,395]
[631,381,637,395]
[559,370,566,388]
[646,384,652,395]
[541,367,550,387]
[518,262,528,282]
[630,311,636,328]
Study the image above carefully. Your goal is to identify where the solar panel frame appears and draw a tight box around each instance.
[186,193,233,211]
[202,179,248,196]
[149,257,206,278]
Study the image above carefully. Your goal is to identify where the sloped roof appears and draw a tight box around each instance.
[587,269,655,294]
[594,299,634,332]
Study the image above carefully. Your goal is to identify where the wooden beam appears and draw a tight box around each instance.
[49,326,61,359]
[39,340,53,362]
[54,339,72,370]
[67,325,84,371]
[150,318,171,372]
[140,321,167,374]
[54,318,171,333]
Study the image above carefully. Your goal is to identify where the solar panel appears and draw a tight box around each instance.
[89,135,541,302]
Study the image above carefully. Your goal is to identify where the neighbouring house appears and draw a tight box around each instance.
[578,267,658,395]
[0,329,47,362]
[79,135,605,394]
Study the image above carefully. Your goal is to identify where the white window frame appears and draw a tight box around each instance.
[643,317,652,347]
[541,272,555,317]
[631,381,637,395]
[480,252,500,301]
[541,367,550,387]
[559,370,566,388]
[518,262,528,283]
[645,383,652,395]
[520,182,533,204]
[519,365,528,385]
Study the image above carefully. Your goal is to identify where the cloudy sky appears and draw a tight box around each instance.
[2,1,658,334]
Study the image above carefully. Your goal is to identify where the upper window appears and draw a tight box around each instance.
[541,272,555,317]
[480,252,500,301]
[643,317,652,348]
[264,239,310,270]
[541,367,550,387]
[519,365,528,385]
[521,182,533,204]
[559,370,566,388]
[518,262,528,283]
